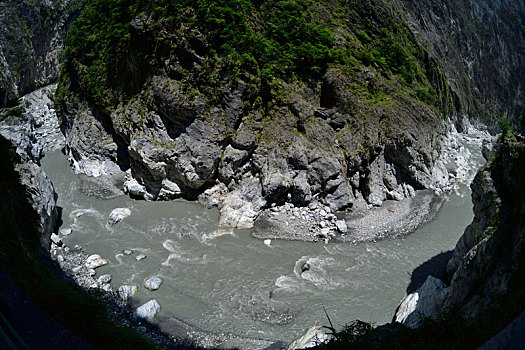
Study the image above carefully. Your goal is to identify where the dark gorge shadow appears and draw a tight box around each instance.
[407,250,453,294]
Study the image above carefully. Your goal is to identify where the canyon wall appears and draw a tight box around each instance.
[398,0,525,127]
[0,0,86,108]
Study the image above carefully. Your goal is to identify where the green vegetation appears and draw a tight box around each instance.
[58,0,443,111]
[356,28,419,84]
[0,136,159,349]
[0,103,24,121]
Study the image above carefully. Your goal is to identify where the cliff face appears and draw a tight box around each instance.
[396,132,525,330]
[0,85,63,248]
[0,0,86,108]
[54,0,525,233]
[56,0,466,232]
[444,132,525,316]
[397,0,525,127]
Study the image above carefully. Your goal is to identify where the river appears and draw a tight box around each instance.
[40,132,486,347]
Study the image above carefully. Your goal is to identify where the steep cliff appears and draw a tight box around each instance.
[443,132,525,317]
[56,0,465,232]
[385,131,525,349]
[320,132,524,349]
[397,0,525,127]
[0,85,62,248]
[0,0,86,108]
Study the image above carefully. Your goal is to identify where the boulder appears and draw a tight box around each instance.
[84,254,108,269]
[108,208,131,225]
[97,274,112,284]
[118,285,138,302]
[335,220,348,233]
[59,227,72,236]
[219,178,266,229]
[157,179,182,199]
[394,275,448,328]
[123,178,148,199]
[134,299,161,320]
[50,233,62,246]
[287,324,331,350]
[301,263,310,273]
[144,276,163,291]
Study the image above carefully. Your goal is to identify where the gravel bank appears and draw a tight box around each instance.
[253,190,444,244]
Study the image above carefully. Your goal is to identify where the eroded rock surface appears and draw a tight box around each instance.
[56,2,481,236]
[395,133,525,328]
[0,85,63,247]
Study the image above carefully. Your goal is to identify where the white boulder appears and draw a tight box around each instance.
[97,274,112,284]
[134,299,161,320]
[50,233,62,246]
[118,285,138,302]
[394,275,448,328]
[144,276,163,291]
[84,254,108,269]
[108,208,131,225]
[288,324,331,350]
[335,220,348,233]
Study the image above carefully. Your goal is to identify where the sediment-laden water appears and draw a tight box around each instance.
[41,132,486,346]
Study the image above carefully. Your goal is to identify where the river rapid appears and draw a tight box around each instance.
[41,131,487,348]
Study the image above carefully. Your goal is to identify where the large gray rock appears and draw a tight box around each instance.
[219,177,266,229]
[335,220,348,233]
[118,285,138,302]
[84,254,108,269]
[50,233,62,246]
[123,178,149,199]
[144,276,163,291]
[97,274,112,284]
[287,324,331,350]
[394,275,448,328]
[134,299,161,320]
[107,208,131,226]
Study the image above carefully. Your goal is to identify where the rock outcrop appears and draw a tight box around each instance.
[0,84,63,247]
[395,132,525,327]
